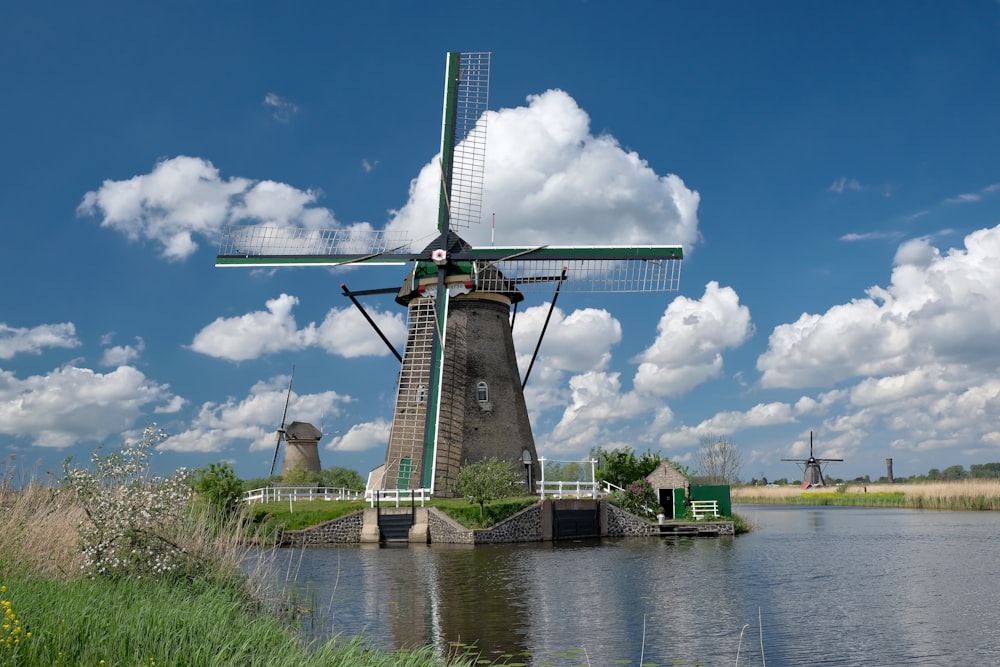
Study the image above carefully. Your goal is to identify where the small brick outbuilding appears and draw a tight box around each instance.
[645,461,689,519]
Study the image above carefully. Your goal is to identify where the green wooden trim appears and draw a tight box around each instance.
[437,52,462,235]
[421,283,448,489]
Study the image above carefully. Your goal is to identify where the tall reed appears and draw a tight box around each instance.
[732,479,1000,510]
[0,454,472,667]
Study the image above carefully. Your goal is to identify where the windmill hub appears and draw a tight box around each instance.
[431,248,448,265]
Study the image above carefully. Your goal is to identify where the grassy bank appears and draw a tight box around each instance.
[732,480,1000,510]
[0,572,461,667]
[247,496,539,536]
[0,473,472,667]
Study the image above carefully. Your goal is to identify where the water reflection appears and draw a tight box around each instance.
[251,507,1000,666]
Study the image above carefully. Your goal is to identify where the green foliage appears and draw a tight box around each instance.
[281,465,321,486]
[437,497,538,529]
[730,512,755,534]
[248,500,368,533]
[970,462,1000,478]
[592,447,662,488]
[542,460,587,482]
[320,466,365,491]
[455,457,521,519]
[242,475,280,492]
[940,464,967,480]
[193,462,243,517]
[60,425,199,580]
[0,571,479,667]
[609,478,659,519]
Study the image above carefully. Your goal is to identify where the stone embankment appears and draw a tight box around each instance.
[279,499,733,547]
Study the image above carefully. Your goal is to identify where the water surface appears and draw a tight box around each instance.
[251,505,1000,665]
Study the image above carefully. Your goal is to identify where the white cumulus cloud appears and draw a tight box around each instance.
[0,322,80,359]
[160,375,351,454]
[386,89,700,252]
[0,365,176,448]
[634,281,753,396]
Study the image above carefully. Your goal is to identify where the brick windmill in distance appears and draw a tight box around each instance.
[217,52,684,497]
[782,431,843,488]
[268,366,323,479]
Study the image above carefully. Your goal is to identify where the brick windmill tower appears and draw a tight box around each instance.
[217,52,684,496]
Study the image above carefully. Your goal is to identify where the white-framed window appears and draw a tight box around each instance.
[476,381,489,404]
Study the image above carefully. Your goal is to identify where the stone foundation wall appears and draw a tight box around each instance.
[606,503,659,536]
[427,504,544,544]
[427,508,475,544]
[280,510,364,546]
[278,501,731,545]
[471,503,543,544]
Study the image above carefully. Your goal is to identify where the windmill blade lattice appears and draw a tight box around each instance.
[216,52,685,497]
[442,51,489,230]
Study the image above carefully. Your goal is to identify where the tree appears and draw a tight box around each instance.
[454,457,520,519]
[320,466,365,491]
[695,435,743,485]
[593,447,662,488]
[192,462,243,517]
[941,464,966,481]
[282,465,321,486]
[970,462,1000,479]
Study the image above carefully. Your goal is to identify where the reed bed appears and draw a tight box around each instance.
[732,479,1000,510]
[0,467,472,667]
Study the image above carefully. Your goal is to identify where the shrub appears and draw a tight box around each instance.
[193,462,244,518]
[610,478,659,518]
[60,425,199,579]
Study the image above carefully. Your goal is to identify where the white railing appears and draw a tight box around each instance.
[537,480,601,499]
[242,486,363,504]
[367,488,432,508]
[601,481,624,495]
[690,500,719,519]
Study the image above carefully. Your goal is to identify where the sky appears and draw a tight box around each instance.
[3,1,1000,485]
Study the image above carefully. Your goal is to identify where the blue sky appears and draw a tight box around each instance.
[3,1,1000,484]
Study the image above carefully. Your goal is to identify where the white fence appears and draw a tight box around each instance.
[536,480,602,499]
[367,488,432,508]
[242,486,363,504]
[690,500,719,519]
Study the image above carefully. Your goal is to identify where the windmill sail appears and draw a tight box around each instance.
[782,431,843,488]
[217,52,684,496]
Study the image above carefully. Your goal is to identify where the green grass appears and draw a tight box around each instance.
[248,499,368,533]
[0,569,473,667]
[248,496,539,534]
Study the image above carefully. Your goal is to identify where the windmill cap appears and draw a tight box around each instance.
[284,421,322,441]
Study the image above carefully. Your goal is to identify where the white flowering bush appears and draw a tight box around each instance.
[61,425,196,579]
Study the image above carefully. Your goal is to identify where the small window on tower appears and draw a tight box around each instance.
[477,381,489,404]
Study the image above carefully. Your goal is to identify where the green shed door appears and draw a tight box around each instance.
[673,487,686,519]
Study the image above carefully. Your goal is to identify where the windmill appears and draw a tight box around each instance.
[268,367,324,479]
[782,431,843,488]
[268,368,294,477]
[217,52,684,496]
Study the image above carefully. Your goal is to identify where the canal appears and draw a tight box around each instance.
[251,505,1000,665]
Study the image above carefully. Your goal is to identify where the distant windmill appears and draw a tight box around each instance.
[268,367,324,478]
[218,52,684,496]
[782,431,843,488]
